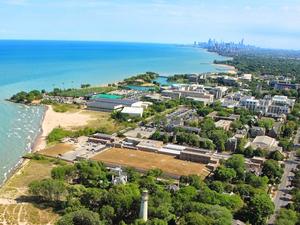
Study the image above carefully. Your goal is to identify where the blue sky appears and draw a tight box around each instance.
[0,0,300,49]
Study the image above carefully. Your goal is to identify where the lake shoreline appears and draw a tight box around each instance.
[0,44,232,188]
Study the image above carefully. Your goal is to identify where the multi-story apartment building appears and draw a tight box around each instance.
[238,95,295,117]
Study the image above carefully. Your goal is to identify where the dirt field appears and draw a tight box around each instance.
[92,148,210,177]
[40,143,75,157]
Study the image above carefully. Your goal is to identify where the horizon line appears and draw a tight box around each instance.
[0,38,299,51]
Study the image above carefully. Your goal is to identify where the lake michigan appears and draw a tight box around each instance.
[0,40,229,184]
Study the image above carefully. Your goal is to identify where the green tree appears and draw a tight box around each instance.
[214,166,237,182]
[56,209,102,225]
[200,118,216,134]
[148,188,174,221]
[197,187,243,212]
[80,188,107,210]
[209,130,228,151]
[279,138,294,151]
[225,154,245,171]
[274,208,298,225]
[245,193,275,225]
[51,165,75,181]
[100,205,115,225]
[75,161,109,188]
[261,160,284,184]
[179,212,212,225]
[208,181,224,193]
[107,183,140,220]
[268,150,284,161]
[257,118,274,131]
[245,173,269,189]
[179,175,204,189]
[172,186,198,216]
[29,178,67,202]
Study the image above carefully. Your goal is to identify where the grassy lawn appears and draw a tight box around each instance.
[52,103,80,113]
[50,86,117,97]
[0,159,59,224]
[0,204,58,225]
[0,160,55,199]
[82,110,125,134]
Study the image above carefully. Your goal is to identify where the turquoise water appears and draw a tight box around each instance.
[0,40,229,184]
[125,85,156,91]
[155,76,174,86]
[92,94,122,99]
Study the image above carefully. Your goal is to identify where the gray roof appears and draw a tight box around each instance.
[89,98,137,106]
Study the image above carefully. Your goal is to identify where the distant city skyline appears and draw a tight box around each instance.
[0,0,300,49]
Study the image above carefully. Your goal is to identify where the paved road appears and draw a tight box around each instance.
[268,151,299,224]
[294,128,300,147]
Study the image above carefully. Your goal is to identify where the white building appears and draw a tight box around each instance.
[272,95,295,107]
[240,73,252,81]
[250,135,281,151]
[121,107,144,117]
[239,96,259,110]
[238,95,295,117]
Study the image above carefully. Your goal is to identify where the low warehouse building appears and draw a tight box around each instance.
[121,107,144,117]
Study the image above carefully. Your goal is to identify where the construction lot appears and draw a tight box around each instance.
[92,147,210,178]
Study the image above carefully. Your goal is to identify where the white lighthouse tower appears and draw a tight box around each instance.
[139,189,149,221]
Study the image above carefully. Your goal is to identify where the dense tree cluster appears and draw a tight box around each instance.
[167,74,190,83]
[123,72,159,86]
[261,159,284,184]
[26,154,278,225]
[10,90,43,103]
[215,55,300,79]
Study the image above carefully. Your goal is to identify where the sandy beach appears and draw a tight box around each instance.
[33,105,96,152]
[214,63,237,74]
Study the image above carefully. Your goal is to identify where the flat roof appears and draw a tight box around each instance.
[164,143,187,151]
[159,148,181,155]
[90,97,137,105]
[121,107,143,114]
[252,135,276,146]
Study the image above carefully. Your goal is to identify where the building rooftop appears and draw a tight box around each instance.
[121,107,144,115]
[89,97,137,105]
[215,120,232,128]
[252,135,277,147]
[163,143,187,151]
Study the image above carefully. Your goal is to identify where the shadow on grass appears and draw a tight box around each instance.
[15,195,65,214]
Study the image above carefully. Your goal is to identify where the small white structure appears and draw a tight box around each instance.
[111,167,128,185]
[131,101,153,109]
[121,107,144,117]
[139,190,149,222]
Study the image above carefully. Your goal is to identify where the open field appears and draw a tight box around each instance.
[40,143,75,157]
[0,160,59,224]
[92,148,210,177]
[35,105,124,150]
[52,103,80,113]
[82,110,124,133]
